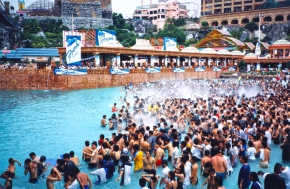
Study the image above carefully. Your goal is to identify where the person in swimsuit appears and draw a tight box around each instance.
[24,158,38,184]
[141,169,159,189]
[201,168,216,189]
[46,167,62,189]
[174,164,185,189]
[2,171,13,189]
[165,171,178,189]
[1,158,21,179]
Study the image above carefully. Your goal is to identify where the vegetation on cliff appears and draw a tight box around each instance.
[22,19,68,48]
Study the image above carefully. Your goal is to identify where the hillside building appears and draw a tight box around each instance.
[133,0,189,29]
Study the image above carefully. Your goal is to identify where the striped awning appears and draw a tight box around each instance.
[244,42,255,50]
[226,37,245,46]
[261,42,270,49]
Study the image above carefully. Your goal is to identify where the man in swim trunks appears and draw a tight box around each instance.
[82,141,93,163]
[259,142,270,168]
[143,150,156,174]
[75,167,92,189]
[83,141,100,169]
[101,115,107,127]
[1,158,21,179]
[46,167,62,189]
[155,142,165,167]
[24,158,38,184]
[211,148,228,180]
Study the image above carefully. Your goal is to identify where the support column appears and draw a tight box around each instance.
[216,58,219,66]
[198,58,201,66]
[208,58,211,67]
[256,63,261,71]
[224,59,227,67]
[283,49,286,58]
[177,56,180,67]
[116,54,121,67]
[134,55,138,67]
[247,64,251,72]
[165,56,169,66]
[150,55,154,67]
[59,53,63,65]
[188,57,191,67]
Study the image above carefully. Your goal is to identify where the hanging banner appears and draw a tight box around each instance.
[195,67,205,71]
[66,35,82,66]
[54,68,87,75]
[110,68,130,75]
[95,55,100,66]
[173,67,185,73]
[213,67,221,71]
[164,37,177,51]
[228,66,236,71]
[146,67,161,73]
[96,29,118,47]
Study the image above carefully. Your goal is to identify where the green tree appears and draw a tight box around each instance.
[23,19,41,34]
[156,21,186,45]
[238,60,247,72]
[244,22,258,32]
[174,17,186,27]
[286,61,290,69]
[185,38,196,47]
[193,17,200,23]
[201,21,209,28]
[31,36,47,48]
[230,28,244,39]
[112,13,126,29]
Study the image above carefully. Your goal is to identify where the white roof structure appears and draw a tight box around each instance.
[181,46,200,53]
[200,48,217,54]
[217,49,231,55]
[231,50,244,55]
[244,53,257,59]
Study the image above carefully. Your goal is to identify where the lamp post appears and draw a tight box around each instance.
[255,13,264,58]
[256,13,264,44]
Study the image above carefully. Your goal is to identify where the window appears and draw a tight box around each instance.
[158,15,160,18]
[161,15,165,18]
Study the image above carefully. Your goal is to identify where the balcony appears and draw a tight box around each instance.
[157,10,167,14]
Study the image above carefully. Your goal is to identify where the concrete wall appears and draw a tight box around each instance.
[0,69,220,90]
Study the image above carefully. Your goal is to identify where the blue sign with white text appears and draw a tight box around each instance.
[96,29,117,47]
[164,37,177,51]
[110,68,130,75]
[66,35,81,66]
[146,67,161,73]
[173,68,185,73]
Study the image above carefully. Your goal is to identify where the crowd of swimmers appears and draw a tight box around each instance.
[2,77,290,189]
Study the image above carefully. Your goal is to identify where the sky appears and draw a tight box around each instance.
[10,0,200,18]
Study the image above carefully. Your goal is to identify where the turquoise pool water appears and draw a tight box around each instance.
[0,88,287,189]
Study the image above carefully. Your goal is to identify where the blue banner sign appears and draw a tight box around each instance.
[195,67,205,72]
[146,67,161,73]
[55,68,87,75]
[66,36,82,66]
[164,37,177,51]
[96,29,117,47]
[228,66,236,71]
[173,68,185,73]
[110,68,130,75]
[213,67,221,71]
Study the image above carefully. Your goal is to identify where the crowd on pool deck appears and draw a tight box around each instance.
[2,77,290,189]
